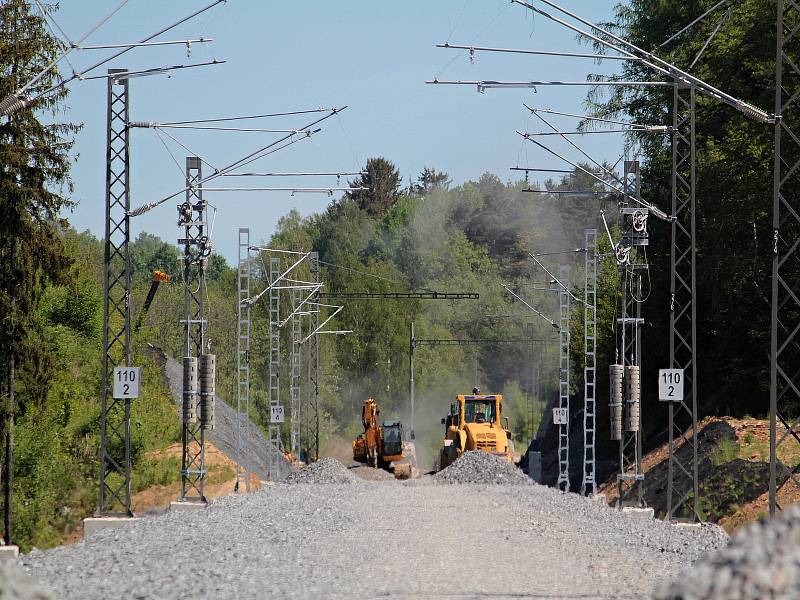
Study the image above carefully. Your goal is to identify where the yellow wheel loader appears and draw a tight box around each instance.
[439,393,514,470]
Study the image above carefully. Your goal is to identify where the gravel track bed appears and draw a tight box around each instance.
[285,458,357,484]
[17,476,726,599]
[432,450,532,485]
[0,563,53,600]
[653,505,800,600]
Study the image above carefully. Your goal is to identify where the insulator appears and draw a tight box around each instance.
[609,364,624,441]
[0,94,28,117]
[177,202,193,225]
[626,365,641,432]
[631,210,647,233]
[199,354,216,430]
[182,356,198,424]
[615,244,631,266]
[198,235,212,258]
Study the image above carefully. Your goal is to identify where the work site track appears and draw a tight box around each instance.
[7,455,728,600]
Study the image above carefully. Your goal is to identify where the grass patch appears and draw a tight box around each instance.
[710,436,739,466]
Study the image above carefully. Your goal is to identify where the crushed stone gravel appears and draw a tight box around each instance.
[18,472,728,599]
[284,458,357,484]
[431,450,532,485]
[653,504,800,600]
[0,563,53,600]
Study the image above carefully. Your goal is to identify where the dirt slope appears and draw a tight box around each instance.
[600,416,800,532]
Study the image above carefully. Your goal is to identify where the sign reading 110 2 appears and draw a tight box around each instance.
[113,366,140,399]
[658,369,684,402]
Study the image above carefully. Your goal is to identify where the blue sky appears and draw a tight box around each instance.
[54,0,624,263]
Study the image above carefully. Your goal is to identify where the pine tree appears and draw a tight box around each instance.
[0,0,79,541]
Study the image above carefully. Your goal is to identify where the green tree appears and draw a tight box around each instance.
[0,0,79,476]
[347,157,402,216]
[410,167,451,195]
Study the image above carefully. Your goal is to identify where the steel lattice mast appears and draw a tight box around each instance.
[268,257,282,479]
[581,230,598,496]
[667,83,700,521]
[178,156,209,503]
[290,289,303,460]
[616,160,645,508]
[770,0,800,516]
[99,69,133,516]
[305,253,321,462]
[235,228,251,491]
[557,267,571,493]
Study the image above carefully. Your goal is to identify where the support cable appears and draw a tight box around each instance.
[0,0,226,116]
[510,0,772,123]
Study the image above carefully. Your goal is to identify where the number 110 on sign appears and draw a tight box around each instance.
[113,367,141,399]
[658,369,684,402]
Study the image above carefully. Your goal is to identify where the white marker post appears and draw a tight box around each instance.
[552,407,568,425]
[658,369,684,402]
[113,366,141,399]
[270,405,285,423]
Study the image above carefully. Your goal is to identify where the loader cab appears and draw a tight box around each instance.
[458,395,499,426]
[463,396,497,424]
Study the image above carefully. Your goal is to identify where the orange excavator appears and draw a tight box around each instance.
[352,398,382,468]
[352,398,415,479]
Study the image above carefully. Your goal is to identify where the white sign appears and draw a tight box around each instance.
[270,406,285,423]
[659,369,684,402]
[552,407,568,425]
[113,367,140,399]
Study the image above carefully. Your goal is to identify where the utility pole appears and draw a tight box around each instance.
[268,257,282,479]
[557,266,571,493]
[98,68,133,517]
[614,160,646,508]
[306,253,321,461]
[581,230,598,497]
[235,228,251,492]
[770,0,800,516]
[667,82,700,522]
[409,322,415,438]
[290,288,303,460]
[177,156,212,505]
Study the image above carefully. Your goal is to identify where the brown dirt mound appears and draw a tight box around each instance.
[600,416,800,532]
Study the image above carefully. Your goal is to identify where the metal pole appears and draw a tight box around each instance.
[235,228,251,492]
[290,289,302,460]
[268,257,282,479]
[307,253,320,461]
[667,82,700,522]
[3,354,13,544]
[557,266,570,493]
[99,68,133,516]
[770,0,800,515]
[581,229,597,496]
[409,322,415,438]
[179,156,208,503]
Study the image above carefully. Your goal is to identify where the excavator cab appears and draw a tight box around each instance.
[381,420,404,460]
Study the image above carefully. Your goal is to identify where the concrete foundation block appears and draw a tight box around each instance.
[590,493,608,504]
[621,506,655,519]
[0,545,19,560]
[83,516,139,538]
[169,500,207,513]
[672,521,704,529]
